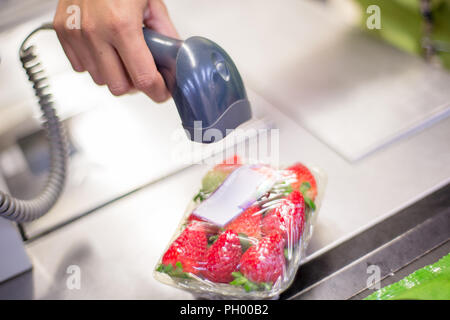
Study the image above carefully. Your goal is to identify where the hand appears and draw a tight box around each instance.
[53,0,179,102]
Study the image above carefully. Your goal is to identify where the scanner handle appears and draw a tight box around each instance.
[142,28,182,70]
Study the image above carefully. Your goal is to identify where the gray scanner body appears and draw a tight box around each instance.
[143,28,252,143]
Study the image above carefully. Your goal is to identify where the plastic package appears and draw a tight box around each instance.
[154,156,327,299]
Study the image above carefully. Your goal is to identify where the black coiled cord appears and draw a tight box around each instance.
[0,23,68,222]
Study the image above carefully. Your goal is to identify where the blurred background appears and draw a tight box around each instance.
[0,0,449,299]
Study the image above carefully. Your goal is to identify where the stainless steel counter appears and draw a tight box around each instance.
[0,0,449,299]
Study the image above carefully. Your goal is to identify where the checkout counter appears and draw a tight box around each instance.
[0,0,449,299]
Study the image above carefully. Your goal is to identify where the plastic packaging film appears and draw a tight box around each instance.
[154,155,327,299]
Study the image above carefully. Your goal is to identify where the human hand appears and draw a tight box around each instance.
[53,0,178,102]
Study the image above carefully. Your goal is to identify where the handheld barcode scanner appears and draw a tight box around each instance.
[0,24,251,222]
[143,28,252,143]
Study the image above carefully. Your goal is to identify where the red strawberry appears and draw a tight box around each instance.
[262,190,305,243]
[161,222,208,275]
[187,213,207,223]
[238,232,286,284]
[226,206,262,240]
[203,230,242,283]
[213,155,242,174]
[199,156,242,196]
[186,214,220,237]
[287,163,317,200]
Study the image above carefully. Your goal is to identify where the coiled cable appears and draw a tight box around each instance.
[0,23,68,222]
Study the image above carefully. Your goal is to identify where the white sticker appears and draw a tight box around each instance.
[193,165,275,227]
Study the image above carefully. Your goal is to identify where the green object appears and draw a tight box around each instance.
[193,169,229,203]
[201,170,228,194]
[229,272,272,292]
[157,262,190,279]
[299,182,311,194]
[299,182,316,210]
[193,190,207,202]
[354,0,450,69]
[365,253,450,300]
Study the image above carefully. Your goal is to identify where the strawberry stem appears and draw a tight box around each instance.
[299,181,311,194]
[193,190,208,202]
[299,182,316,210]
[157,262,190,279]
[230,272,272,292]
[304,196,316,210]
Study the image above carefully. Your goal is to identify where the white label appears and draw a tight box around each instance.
[193,165,275,227]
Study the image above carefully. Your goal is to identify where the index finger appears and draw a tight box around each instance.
[112,29,170,102]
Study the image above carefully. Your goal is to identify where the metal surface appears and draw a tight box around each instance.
[166,0,450,162]
[0,89,269,239]
[0,14,268,237]
[166,0,450,261]
[283,188,450,299]
[0,0,449,299]
[281,183,450,299]
[352,240,450,300]
[1,167,203,299]
[1,102,448,299]
[251,28,450,161]
[0,0,56,31]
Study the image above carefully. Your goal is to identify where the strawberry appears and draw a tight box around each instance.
[187,213,207,223]
[185,214,220,238]
[235,232,286,287]
[199,170,229,195]
[214,155,242,173]
[226,206,262,240]
[262,190,305,243]
[161,221,208,275]
[203,230,242,283]
[194,156,243,203]
[287,162,317,201]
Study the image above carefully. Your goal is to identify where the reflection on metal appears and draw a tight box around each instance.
[282,185,450,300]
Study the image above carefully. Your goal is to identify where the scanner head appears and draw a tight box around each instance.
[173,37,252,143]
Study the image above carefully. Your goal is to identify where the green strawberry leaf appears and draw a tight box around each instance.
[299,181,311,194]
[157,262,190,279]
[193,190,207,203]
[282,184,293,195]
[244,282,258,292]
[156,264,165,272]
[230,276,247,286]
[230,272,273,292]
[304,196,316,211]
[157,263,175,274]
[260,282,273,291]
[299,181,316,210]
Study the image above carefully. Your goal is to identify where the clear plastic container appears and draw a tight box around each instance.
[154,156,327,299]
